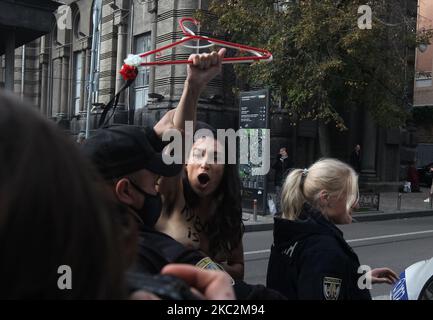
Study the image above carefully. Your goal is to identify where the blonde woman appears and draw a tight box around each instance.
[266,158,398,300]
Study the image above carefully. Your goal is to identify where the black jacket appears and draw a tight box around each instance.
[132,225,204,275]
[266,204,372,300]
[272,156,293,186]
[129,225,287,300]
[350,150,361,173]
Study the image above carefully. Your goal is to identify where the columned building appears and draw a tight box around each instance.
[0,0,237,135]
[0,0,61,102]
[0,0,419,192]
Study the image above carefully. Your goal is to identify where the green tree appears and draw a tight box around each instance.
[199,0,429,134]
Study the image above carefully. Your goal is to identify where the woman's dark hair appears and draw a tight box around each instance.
[0,91,126,299]
[183,122,244,258]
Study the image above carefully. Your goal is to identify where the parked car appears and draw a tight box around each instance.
[390,257,433,300]
[417,162,433,187]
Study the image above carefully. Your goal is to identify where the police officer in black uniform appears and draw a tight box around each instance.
[266,159,398,300]
[82,125,286,300]
[82,125,198,267]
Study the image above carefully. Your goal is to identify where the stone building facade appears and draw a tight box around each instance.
[0,0,420,192]
[0,0,237,135]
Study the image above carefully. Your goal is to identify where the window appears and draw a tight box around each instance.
[51,58,61,117]
[93,12,102,102]
[133,33,151,109]
[73,11,82,39]
[72,51,83,115]
[90,0,102,103]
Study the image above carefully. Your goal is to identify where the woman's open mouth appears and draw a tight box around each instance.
[197,173,210,186]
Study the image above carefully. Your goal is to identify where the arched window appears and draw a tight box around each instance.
[73,11,83,39]
[72,54,83,115]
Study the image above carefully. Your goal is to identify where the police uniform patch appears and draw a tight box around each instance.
[195,257,235,285]
[323,277,342,300]
[196,257,224,271]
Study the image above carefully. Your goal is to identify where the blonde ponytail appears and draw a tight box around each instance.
[280,169,307,220]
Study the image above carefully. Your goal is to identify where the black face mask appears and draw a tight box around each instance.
[128,179,162,227]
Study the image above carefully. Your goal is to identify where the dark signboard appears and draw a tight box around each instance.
[239,89,269,215]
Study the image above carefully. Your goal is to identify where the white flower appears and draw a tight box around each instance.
[124,54,142,67]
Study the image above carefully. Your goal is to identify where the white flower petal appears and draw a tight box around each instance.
[124,54,142,67]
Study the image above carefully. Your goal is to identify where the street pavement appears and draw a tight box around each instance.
[243,215,433,299]
[243,188,433,232]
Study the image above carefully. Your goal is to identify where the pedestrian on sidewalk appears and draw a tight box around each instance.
[272,146,293,213]
[424,166,433,202]
[407,160,420,192]
[349,144,361,173]
[266,158,398,300]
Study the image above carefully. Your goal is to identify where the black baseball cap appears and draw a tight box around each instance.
[81,125,182,179]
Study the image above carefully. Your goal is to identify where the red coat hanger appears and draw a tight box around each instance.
[130,18,273,67]
[113,18,273,126]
